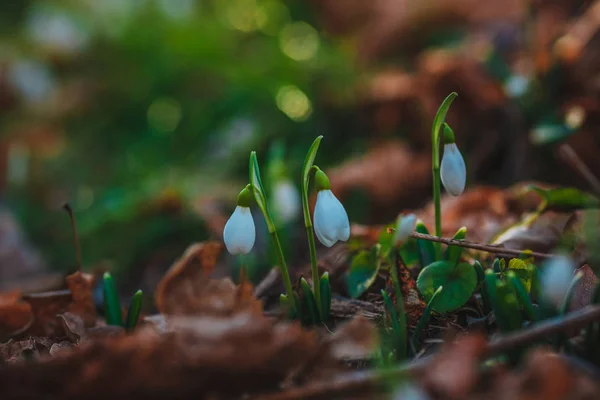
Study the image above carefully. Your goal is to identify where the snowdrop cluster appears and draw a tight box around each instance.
[223,159,350,255]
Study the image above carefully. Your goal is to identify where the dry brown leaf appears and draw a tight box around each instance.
[22,290,72,337]
[421,334,487,399]
[65,271,96,327]
[155,242,262,317]
[0,311,321,399]
[570,265,598,312]
[0,290,33,340]
[49,341,75,357]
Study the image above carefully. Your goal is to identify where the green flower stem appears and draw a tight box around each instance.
[306,224,321,316]
[432,166,442,259]
[431,93,458,260]
[301,138,324,319]
[270,230,295,307]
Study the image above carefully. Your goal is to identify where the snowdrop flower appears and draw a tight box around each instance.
[541,255,575,307]
[313,170,350,247]
[440,125,466,196]
[272,179,301,224]
[394,213,417,246]
[223,186,255,255]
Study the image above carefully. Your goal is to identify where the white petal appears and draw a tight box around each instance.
[272,180,301,224]
[440,143,466,196]
[541,255,575,307]
[313,190,350,247]
[394,214,417,245]
[223,206,255,255]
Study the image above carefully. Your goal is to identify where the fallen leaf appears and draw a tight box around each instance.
[49,341,75,358]
[22,290,72,337]
[65,271,96,327]
[421,334,487,399]
[570,265,598,312]
[0,290,33,340]
[155,242,262,317]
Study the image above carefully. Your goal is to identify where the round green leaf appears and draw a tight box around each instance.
[416,261,477,313]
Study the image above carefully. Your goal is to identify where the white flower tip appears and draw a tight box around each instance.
[223,206,256,255]
[440,143,466,196]
[394,213,417,245]
[313,189,350,247]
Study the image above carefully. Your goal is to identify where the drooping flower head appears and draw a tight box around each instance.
[394,213,417,246]
[541,255,575,307]
[223,185,256,255]
[440,124,466,196]
[313,169,350,247]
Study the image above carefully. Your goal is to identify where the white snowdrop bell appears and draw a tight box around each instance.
[440,143,466,196]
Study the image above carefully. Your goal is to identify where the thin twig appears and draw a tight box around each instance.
[409,232,553,259]
[559,144,600,196]
[63,203,82,272]
[252,305,600,400]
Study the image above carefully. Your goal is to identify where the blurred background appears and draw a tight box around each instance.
[1,0,599,294]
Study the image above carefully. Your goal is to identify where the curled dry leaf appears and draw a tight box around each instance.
[155,242,262,317]
[49,341,75,358]
[22,290,72,337]
[64,271,96,328]
[421,334,487,399]
[0,311,321,399]
[0,290,33,340]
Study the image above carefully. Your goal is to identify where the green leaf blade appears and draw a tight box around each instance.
[416,261,477,313]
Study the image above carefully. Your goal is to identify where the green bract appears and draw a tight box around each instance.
[249,151,274,233]
[416,261,477,313]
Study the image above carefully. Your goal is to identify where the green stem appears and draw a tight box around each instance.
[433,166,442,259]
[430,92,458,260]
[301,165,322,318]
[306,225,321,316]
[270,230,295,307]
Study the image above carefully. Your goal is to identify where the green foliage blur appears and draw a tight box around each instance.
[0,0,359,276]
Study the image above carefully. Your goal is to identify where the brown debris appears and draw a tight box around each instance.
[65,271,96,327]
[0,290,33,340]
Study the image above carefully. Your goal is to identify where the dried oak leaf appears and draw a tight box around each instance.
[22,290,72,337]
[156,241,261,316]
[65,271,96,327]
[421,334,487,400]
[0,290,33,340]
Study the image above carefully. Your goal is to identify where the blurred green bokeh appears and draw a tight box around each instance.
[0,0,360,276]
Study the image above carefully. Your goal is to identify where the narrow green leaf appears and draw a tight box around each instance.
[389,262,408,360]
[381,290,405,359]
[416,220,436,267]
[103,272,122,327]
[495,280,522,333]
[320,272,331,321]
[416,261,477,313]
[507,271,536,322]
[484,269,499,317]
[444,226,466,265]
[249,151,275,232]
[431,93,458,165]
[345,244,382,298]
[300,278,319,325]
[528,186,600,212]
[411,286,443,348]
[125,290,143,332]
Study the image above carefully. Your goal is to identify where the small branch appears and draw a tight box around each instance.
[559,144,600,196]
[251,304,600,400]
[63,203,82,272]
[409,231,553,259]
